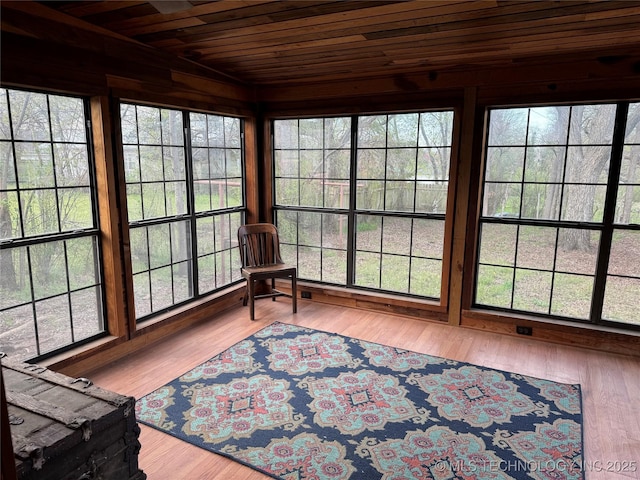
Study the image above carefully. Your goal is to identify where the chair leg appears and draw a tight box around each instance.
[242,284,248,306]
[271,277,276,302]
[292,274,297,314]
[248,278,255,321]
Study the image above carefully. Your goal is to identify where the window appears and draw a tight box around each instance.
[274,118,351,284]
[273,111,454,300]
[121,104,243,321]
[475,102,639,327]
[0,88,105,361]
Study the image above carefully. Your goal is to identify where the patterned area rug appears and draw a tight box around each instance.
[135,322,584,479]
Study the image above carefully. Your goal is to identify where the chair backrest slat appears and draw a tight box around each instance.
[238,223,284,268]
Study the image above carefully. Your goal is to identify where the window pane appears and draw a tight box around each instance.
[50,95,86,143]
[274,119,298,149]
[59,187,94,231]
[133,272,151,318]
[161,109,183,146]
[485,147,524,181]
[148,223,171,269]
[139,145,164,182]
[36,295,72,354]
[382,217,411,256]
[488,108,528,146]
[16,142,55,188]
[0,246,31,310]
[54,144,90,186]
[569,104,616,145]
[322,249,346,285]
[357,149,385,179]
[0,89,10,140]
[513,269,552,314]
[555,229,599,275]
[482,183,521,218]
[411,219,444,259]
[137,106,161,144]
[298,246,321,281]
[410,258,441,298]
[30,241,67,300]
[475,265,513,308]
[608,230,640,277]
[358,115,386,148]
[0,305,37,360]
[355,251,380,288]
[130,227,150,274]
[516,226,556,271]
[616,104,640,225]
[70,286,103,342]
[602,277,640,325]
[126,183,143,221]
[479,223,517,266]
[198,254,215,294]
[151,266,173,312]
[604,228,640,326]
[550,273,593,319]
[524,146,565,182]
[67,236,99,290]
[356,215,381,252]
[388,113,418,147]
[10,90,50,141]
[521,183,560,220]
[357,180,384,210]
[419,111,453,147]
[381,254,409,293]
[1,191,21,241]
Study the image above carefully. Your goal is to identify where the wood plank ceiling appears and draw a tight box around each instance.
[35,0,640,86]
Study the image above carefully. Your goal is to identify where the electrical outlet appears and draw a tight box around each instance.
[301,291,312,299]
[516,326,533,336]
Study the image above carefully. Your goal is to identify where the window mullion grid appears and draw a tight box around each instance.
[547,227,561,316]
[158,110,168,219]
[509,224,520,310]
[591,102,629,323]
[543,110,574,316]
[83,101,100,232]
[509,111,533,310]
[183,113,196,298]
[378,116,390,289]
[297,119,302,208]
[5,92,27,239]
[322,118,326,210]
[134,107,146,221]
[45,96,63,234]
[556,107,573,222]
[83,102,106,331]
[62,240,75,342]
[223,117,228,209]
[23,245,40,356]
[346,116,358,287]
[408,115,421,294]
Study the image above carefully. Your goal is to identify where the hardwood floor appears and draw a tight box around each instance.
[85,300,640,480]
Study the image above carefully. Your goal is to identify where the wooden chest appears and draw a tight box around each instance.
[2,358,146,480]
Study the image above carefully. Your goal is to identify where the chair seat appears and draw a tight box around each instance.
[241,263,296,280]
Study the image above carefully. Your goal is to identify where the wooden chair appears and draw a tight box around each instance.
[237,223,297,320]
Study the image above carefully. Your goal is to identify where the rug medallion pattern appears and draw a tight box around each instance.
[136,322,583,479]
